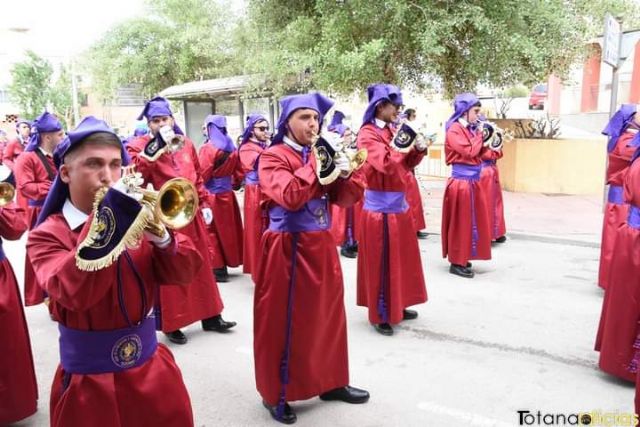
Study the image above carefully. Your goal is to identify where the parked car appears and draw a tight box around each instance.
[528,84,547,110]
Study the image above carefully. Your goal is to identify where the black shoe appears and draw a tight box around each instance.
[340,246,357,258]
[495,235,507,243]
[164,329,188,345]
[403,309,418,320]
[449,264,475,278]
[373,323,393,336]
[319,386,370,404]
[262,400,297,424]
[202,315,237,332]
[466,262,472,268]
[214,267,229,282]
[416,230,428,239]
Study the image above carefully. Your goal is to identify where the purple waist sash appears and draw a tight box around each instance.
[608,185,624,205]
[204,176,232,194]
[0,242,5,262]
[245,170,259,185]
[268,198,331,233]
[59,317,157,375]
[28,199,45,207]
[363,190,409,214]
[482,160,496,167]
[629,205,640,230]
[451,163,482,181]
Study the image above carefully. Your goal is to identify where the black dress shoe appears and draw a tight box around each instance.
[164,329,188,345]
[213,267,229,282]
[373,323,393,336]
[402,309,418,320]
[319,386,370,404]
[449,264,475,278]
[466,262,472,268]
[495,235,507,243]
[340,246,357,258]
[416,230,428,239]
[262,400,297,424]
[202,315,237,332]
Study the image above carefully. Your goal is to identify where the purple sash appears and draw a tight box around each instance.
[629,205,640,230]
[204,176,232,194]
[0,242,5,262]
[608,185,624,205]
[245,170,259,185]
[363,190,409,214]
[268,198,331,233]
[59,317,157,375]
[451,163,482,181]
[28,199,45,207]
[451,163,481,256]
[482,160,496,167]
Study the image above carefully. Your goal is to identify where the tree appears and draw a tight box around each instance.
[240,0,639,98]
[85,0,242,101]
[8,50,75,128]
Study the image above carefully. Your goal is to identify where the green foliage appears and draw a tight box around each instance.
[503,85,529,98]
[240,0,640,98]
[85,0,242,101]
[8,50,74,127]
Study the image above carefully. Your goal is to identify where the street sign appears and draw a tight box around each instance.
[603,14,621,67]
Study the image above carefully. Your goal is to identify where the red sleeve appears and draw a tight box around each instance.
[445,123,483,162]
[404,146,427,169]
[239,145,261,174]
[356,126,406,176]
[199,144,239,180]
[187,143,210,206]
[3,142,19,171]
[480,148,503,161]
[0,202,28,240]
[619,132,639,162]
[15,154,51,201]
[150,232,203,286]
[258,148,319,211]
[326,173,365,208]
[125,136,158,183]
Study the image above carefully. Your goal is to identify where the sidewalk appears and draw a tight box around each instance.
[419,176,603,248]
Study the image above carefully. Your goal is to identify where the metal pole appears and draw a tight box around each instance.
[70,59,80,126]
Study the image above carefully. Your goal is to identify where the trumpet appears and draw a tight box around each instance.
[0,164,15,206]
[478,121,513,151]
[159,125,185,153]
[311,132,367,185]
[122,166,198,236]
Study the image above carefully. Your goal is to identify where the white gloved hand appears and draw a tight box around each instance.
[112,174,144,202]
[201,207,213,225]
[322,132,343,152]
[334,154,351,178]
[159,125,177,149]
[414,135,428,152]
[144,227,171,248]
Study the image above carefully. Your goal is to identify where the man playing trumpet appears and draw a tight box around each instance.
[27,116,199,427]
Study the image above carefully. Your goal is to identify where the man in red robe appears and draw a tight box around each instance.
[597,105,639,289]
[27,116,199,427]
[199,114,244,282]
[238,113,270,281]
[0,194,38,425]
[441,93,493,278]
[127,97,236,344]
[356,84,428,336]
[3,119,31,171]
[479,139,507,243]
[255,93,369,424]
[15,111,65,306]
[327,110,362,258]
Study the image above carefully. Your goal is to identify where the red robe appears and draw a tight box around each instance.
[254,143,364,405]
[0,203,37,425]
[355,123,428,325]
[3,138,28,209]
[598,131,636,289]
[127,136,224,332]
[15,150,56,306]
[329,201,363,246]
[405,169,426,231]
[199,143,243,268]
[27,210,202,427]
[441,122,492,265]
[238,141,266,279]
[595,154,640,386]
[479,148,507,240]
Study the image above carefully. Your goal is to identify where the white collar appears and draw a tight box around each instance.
[374,118,387,129]
[283,135,305,152]
[38,146,52,156]
[62,198,88,230]
[458,117,470,127]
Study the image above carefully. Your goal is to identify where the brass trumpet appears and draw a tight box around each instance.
[0,182,15,207]
[310,132,367,185]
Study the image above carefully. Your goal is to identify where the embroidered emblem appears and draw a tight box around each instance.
[111,334,142,369]
[88,207,116,249]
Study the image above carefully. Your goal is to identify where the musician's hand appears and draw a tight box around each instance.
[415,136,428,152]
[334,154,351,178]
[112,175,144,202]
[201,207,213,225]
[144,227,171,248]
[159,125,176,148]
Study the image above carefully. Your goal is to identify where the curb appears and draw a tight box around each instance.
[424,231,600,249]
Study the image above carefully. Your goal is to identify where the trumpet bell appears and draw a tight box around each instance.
[156,178,198,229]
[0,182,15,207]
[348,149,368,170]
